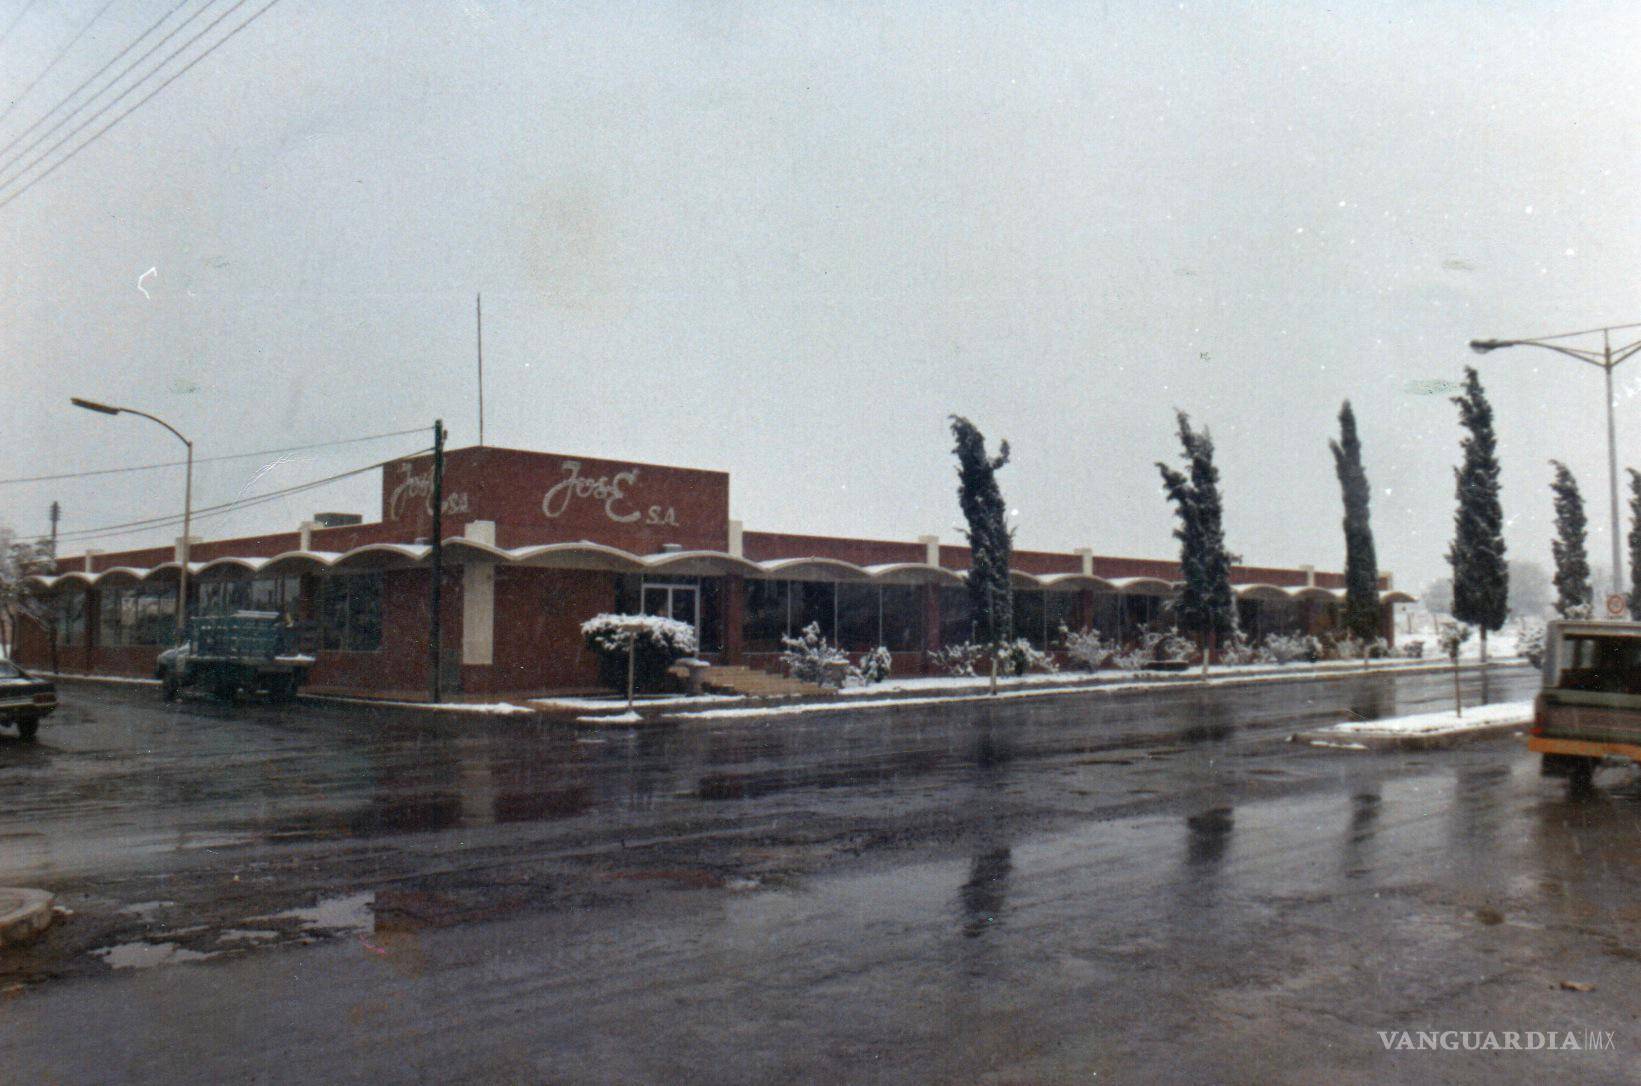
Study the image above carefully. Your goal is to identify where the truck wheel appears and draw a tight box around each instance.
[213,674,239,703]
[162,674,180,702]
[1567,758,1597,794]
[1541,753,1594,779]
[16,716,38,742]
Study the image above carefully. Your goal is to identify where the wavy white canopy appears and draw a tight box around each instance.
[24,543,1364,604]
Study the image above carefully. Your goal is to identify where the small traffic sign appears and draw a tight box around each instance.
[1606,593,1627,618]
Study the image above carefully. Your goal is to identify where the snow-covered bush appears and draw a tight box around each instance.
[1438,621,1472,661]
[1110,632,1161,671]
[1156,630,1198,664]
[1398,639,1426,659]
[1061,626,1115,671]
[998,638,1059,676]
[1516,618,1547,669]
[932,641,986,677]
[1218,631,1259,666]
[781,622,853,686]
[581,613,697,693]
[1563,602,1594,621]
[1261,633,1319,665]
[860,645,893,684]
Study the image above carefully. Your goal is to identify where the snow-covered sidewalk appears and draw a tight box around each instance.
[1295,700,1533,750]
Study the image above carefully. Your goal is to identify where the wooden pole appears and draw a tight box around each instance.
[476,294,485,447]
[626,633,636,710]
[429,419,445,703]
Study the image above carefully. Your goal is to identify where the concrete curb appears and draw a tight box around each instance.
[1293,717,1531,751]
[0,888,55,947]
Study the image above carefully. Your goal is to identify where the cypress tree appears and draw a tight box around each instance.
[1548,460,1591,619]
[1157,411,1236,649]
[1627,469,1641,620]
[1447,367,1509,660]
[949,416,1013,649]
[1329,400,1381,641]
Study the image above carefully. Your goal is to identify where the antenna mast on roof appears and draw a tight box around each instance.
[476,293,485,447]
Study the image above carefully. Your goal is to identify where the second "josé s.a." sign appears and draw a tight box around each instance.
[541,459,678,527]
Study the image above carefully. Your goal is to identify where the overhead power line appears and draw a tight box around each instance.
[0,425,431,487]
[0,0,205,181]
[0,0,283,212]
[47,450,430,546]
[0,0,119,128]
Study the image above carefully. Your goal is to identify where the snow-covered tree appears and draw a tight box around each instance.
[1628,469,1641,620]
[1329,400,1380,642]
[1548,460,1592,619]
[1156,411,1236,657]
[780,622,851,686]
[1447,367,1508,662]
[949,416,1013,691]
[0,527,54,655]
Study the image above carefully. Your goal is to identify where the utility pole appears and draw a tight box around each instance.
[48,501,59,561]
[476,293,485,447]
[429,419,446,704]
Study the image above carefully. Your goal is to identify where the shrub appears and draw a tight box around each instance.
[932,641,986,677]
[781,622,852,686]
[581,613,697,693]
[1061,626,1115,671]
[860,645,893,684]
[999,638,1058,676]
[1261,633,1319,665]
[1218,631,1259,666]
[1516,618,1546,669]
[1437,621,1472,661]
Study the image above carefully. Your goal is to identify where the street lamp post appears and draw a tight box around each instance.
[71,398,194,639]
[1470,323,1641,601]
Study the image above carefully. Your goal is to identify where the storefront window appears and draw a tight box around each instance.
[1016,590,1046,648]
[743,579,788,653]
[1090,592,1122,639]
[794,581,836,641]
[53,593,86,648]
[1045,592,1079,647]
[939,587,973,647]
[880,585,923,652]
[319,572,383,652]
[836,584,879,652]
[97,586,177,647]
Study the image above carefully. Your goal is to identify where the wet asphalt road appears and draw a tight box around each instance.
[5,665,1639,1083]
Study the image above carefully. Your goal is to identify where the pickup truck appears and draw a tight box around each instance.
[1530,619,1641,788]
[0,659,55,741]
[156,611,313,703]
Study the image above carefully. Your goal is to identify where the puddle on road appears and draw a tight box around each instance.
[120,900,176,919]
[92,941,217,970]
[218,928,279,943]
[254,892,376,935]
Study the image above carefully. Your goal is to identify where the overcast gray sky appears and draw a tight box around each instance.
[3,1,1639,595]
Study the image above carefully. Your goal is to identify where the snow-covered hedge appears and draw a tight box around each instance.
[859,646,893,684]
[932,639,1058,677]
[1061,626,1116,671]
[781,622,852,686]
[581,613,698,693]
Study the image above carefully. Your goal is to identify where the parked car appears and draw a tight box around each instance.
[0,658,56,741]
[1531,619,1641,787]
[156,611,313,703]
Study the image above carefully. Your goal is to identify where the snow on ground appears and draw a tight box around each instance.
[531,693,746,712]
[1323,700,1533,737]
[1398,609,1532,662]
[574,710,644,724]
[306,695,537,715]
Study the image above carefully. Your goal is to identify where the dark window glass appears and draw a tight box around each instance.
[836,584,878,651]
[698,578,723,654]
[1090,592,1122,639]
[743,580,787,653]
[345,573,383,651]
[881,585,924,652]
[1015,590,1046,648]
[1045,592,1079,646]
[794,581,836,641]
[319,577,346,651]
[939,587,973,647]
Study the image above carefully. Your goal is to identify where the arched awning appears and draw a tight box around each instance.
[196,556,270,577]
[1109,576,1174,596]
[92,566,153,588]
[758,556,874,582]
[258,550,344,577]
[1234,583,1294,602]
[510,541,646,573]
[1008,570,1046,589]
[331,543,431,571]
[1291,586,1341,603]
[862,562,964,586]
[643,551,765,578]
[1039,572,1119,593]
[1382,590,1418,605]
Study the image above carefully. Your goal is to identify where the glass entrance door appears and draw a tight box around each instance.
[641,584,699,637]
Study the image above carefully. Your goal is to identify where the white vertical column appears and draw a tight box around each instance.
[461,520,496,667]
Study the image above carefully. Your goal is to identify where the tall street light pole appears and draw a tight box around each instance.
[71,397,194,639]
[1469,323,1641,600]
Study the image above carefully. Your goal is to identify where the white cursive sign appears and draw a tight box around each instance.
[541,460,677,527]
[388,462,471,520]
